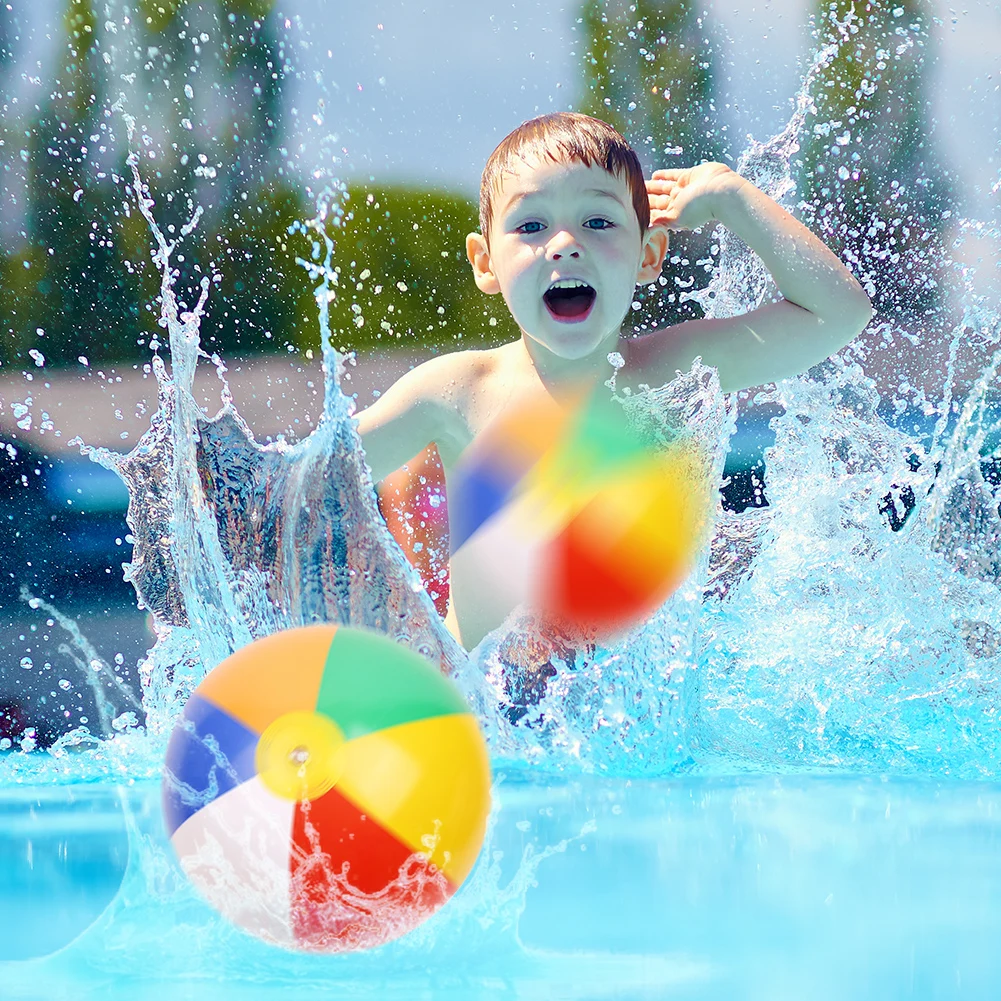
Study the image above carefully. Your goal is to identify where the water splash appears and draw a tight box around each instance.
[18,587,141,737]
[83,109,468,748]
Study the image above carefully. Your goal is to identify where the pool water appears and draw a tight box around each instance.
[3,772,1001,999]
[0,785,129,963]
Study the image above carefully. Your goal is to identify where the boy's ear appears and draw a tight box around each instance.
[636,224,670,286]
[466,232,501,295]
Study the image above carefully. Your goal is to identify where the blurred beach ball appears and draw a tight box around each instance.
[449,384,713,638]
[162,625,491,952]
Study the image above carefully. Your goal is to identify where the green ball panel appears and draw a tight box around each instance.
[315,627,470,740]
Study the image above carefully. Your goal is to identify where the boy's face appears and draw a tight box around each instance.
[466,157,668,364]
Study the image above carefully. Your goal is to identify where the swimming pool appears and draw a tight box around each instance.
[4,771,1001,998]
[3,1,1001,997]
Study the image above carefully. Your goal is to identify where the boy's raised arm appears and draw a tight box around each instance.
[354,354,468,484]
[635,164,874,395]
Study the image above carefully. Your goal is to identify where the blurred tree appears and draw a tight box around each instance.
[102,0,303,361]
[576,0,725,335]
[797,0,952,329]
[0,0,314,368]
[0,4,14,69]
[0,0,144,367]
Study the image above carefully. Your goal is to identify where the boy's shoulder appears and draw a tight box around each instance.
[407,342,510,401]
[406,342,527,453]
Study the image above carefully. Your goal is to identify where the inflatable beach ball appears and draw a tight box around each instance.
[162,625,491,952]
[449,383,713,638]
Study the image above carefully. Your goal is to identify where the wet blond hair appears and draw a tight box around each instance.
[479,112,650,247]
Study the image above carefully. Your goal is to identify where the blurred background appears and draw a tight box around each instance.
[0,0,998,746]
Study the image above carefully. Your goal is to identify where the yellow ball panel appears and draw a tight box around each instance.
[570,451,713,592]
[335,713,491,887]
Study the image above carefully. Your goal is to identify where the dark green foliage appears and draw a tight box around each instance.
[0,0,304,368]
[578,0,722,166]
[0,0,513,371]
[304,184,515,355]
[0,0,144,366]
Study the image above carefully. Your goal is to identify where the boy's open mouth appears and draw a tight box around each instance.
[543,280,596,322]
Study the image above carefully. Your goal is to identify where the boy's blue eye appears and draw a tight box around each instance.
[516,221,544,234]
[584,218,614,230]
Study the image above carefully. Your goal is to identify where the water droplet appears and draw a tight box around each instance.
[20,657,33,669]
[112,712,139,732]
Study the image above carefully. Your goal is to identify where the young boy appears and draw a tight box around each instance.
[356,112,873,652]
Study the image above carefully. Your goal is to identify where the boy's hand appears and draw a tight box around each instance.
[646,163,745,232]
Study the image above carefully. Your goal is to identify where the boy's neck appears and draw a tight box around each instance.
[516,328,625,392]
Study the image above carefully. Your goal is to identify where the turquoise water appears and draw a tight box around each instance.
[5,775,1001,998]
[2,7,1001,998]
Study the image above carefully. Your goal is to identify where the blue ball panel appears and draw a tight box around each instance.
[162,693,259,837]
[449,459,518,553]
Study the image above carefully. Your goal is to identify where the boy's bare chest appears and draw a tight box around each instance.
[443,354,535,470]
[460,380,518,447]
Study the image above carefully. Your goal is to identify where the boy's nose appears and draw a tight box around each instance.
[548,231,583,260]
[548,227,584,258]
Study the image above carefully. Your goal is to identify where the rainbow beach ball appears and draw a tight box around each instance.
[162,625,491,952]
[449,383,714,638]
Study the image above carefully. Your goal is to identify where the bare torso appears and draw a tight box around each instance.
[435,337,636,650]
